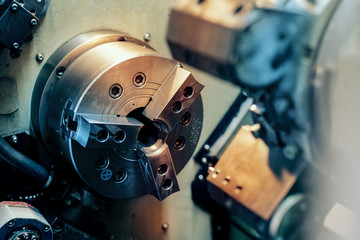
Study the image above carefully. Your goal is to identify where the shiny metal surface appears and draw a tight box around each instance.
[167,0,336,88]
[207,125,296,220]
[32,31,204,200]
[167,0,344,239]
[0,201,52,240]
[0,0,241,239]
[269,194,309,240]
[0,0,49,51]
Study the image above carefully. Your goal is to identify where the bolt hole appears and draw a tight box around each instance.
[198,0,205,4]
[96,130,109,142]
[223,177,230,185]
[171,101,182,113]
[95,156,109,170]
[158,164,168,175]
[234,5,243,14]
[119,37,127,41]
[114,129,126,143]
[56,67,66,77]
[30,9,36,14]
[133,73,146,87]
[114,169,127,183]
[128,108,166,147]
[109,84,123,99]
[183,86,194,98]
[179,112,191,126]
[174,136,185,150]
[162,179,173,190]
[235,186,243,193]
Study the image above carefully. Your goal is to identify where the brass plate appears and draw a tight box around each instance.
[207,125,297,219]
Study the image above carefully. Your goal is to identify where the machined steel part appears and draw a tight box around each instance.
[31,31,204,201]
[0,0,50,50]
[0,201,52,240]
[177,0,339,235]
[167,0,335,88]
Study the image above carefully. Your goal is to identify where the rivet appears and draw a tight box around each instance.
[162,222,169,231]
[43,225,50,232]
[30,19,38,26]
[11,3,18,11]
[12,42,20,49]
[10,135,18,143]
[36,52,44,62]
[198,174,204,181]
[7,220,15,227]
[144,33,151,42]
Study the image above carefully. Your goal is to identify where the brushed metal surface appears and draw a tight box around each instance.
[0,0,241,239]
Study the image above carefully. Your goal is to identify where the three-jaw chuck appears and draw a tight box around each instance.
[31,31,204,201]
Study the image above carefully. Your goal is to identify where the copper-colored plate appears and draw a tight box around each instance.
[207,125,297,220]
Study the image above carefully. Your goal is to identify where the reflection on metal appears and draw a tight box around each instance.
[0,201,53,240]
[172,0,340,237]
[207,125,297,220]
[31,31,204,200]
[0,0,50,53]
[167,0,335,88]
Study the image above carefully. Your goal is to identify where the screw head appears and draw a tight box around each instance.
[161,222,169,231]
[30,19,38,26]
[12,42,20,49]
[144,33,151,42]
[43,225,50,232]
[56,67,66,77]
[10,135,18,143]
[36,52,44,62]
[133,73,146,87]
[11,3,18,11]
[7,220,15,227]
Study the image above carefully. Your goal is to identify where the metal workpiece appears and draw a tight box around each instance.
[0,201,52,240]
[64,114,144,150]
[167,0,334,88]
[207,125,297,220]
[182,0,340,238]
[143,65,204,131]
[138,141,180,201]
[0,0,50,52]
[31,31,204,200]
